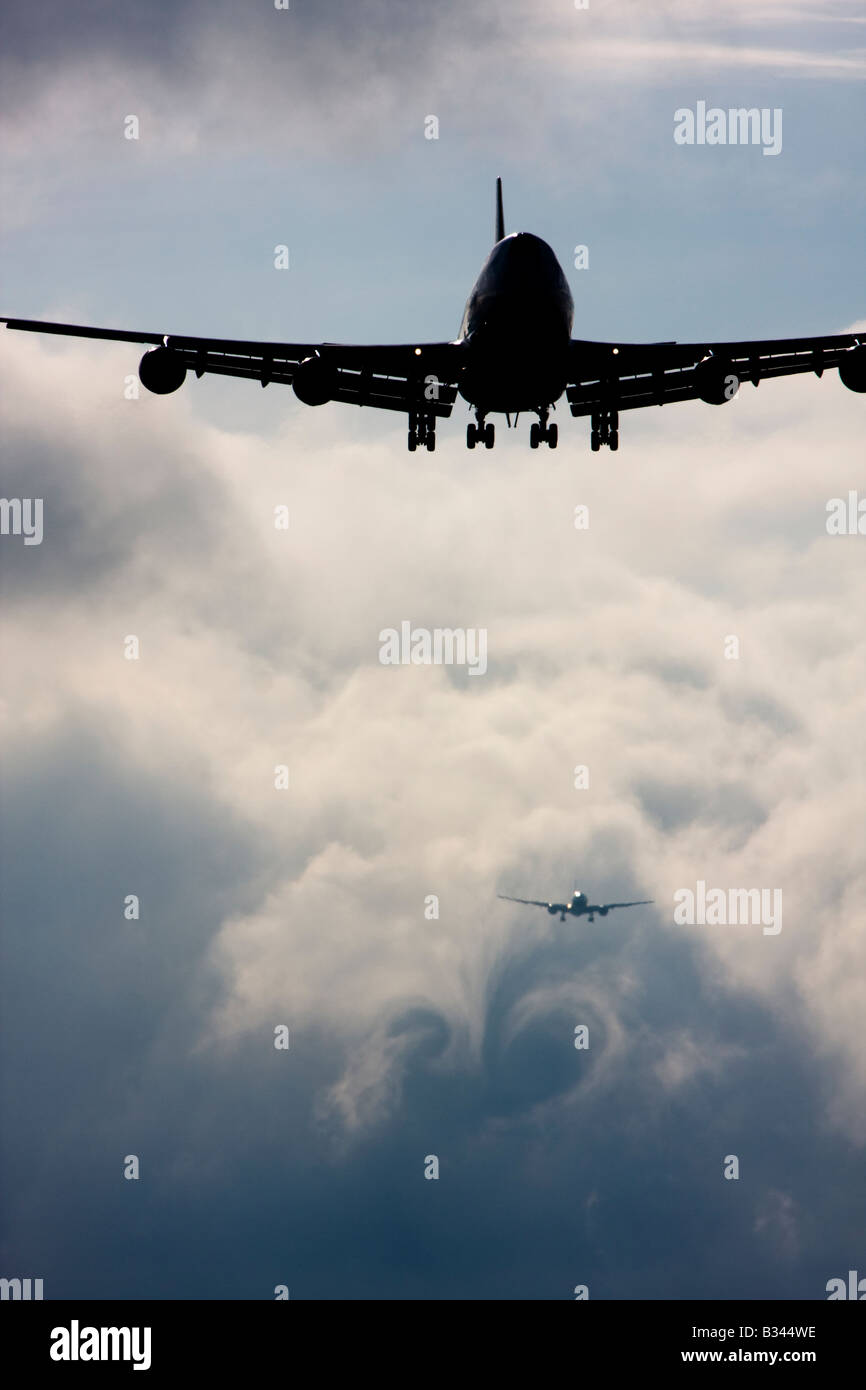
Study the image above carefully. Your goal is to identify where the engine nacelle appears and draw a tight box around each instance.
[139,347,187,395]
[547,904,557,915]
[838,345,866,393]
[292,354,339,406]
[695,355,739,405]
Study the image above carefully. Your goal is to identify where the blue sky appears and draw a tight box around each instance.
[1,0,864,1300]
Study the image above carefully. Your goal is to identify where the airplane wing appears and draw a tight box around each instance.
[567,332,864,416]
[497,894,555,909]
[598,900,655,912]
[0,317,461,417]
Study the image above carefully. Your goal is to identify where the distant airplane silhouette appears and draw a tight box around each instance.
[499,889,653,924]
[3,179,864,452]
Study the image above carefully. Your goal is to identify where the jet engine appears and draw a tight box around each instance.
[838,345,866,393]
[694,355,739,404]
[292,354,339,406]
[138,346,187,394]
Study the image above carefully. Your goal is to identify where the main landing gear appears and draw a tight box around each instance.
[590,408,618,452]
[529,407,557,449]
[466,411,494,449]
[408,411,436,451]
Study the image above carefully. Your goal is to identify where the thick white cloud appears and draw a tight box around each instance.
[2,323,863,1139]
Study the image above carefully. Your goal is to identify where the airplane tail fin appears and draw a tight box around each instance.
[495,177,505,242]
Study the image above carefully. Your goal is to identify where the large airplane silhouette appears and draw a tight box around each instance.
[3,179,864,452]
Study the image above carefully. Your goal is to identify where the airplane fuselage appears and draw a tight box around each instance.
[555,893,612,922]
[563,892,589,917]
[458,232,574,414]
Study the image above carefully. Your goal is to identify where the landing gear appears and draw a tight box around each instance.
[588,914,595,923]
[530,407,557,449]
[408,410,436,451]
[467,413,495,449]
[590,408,619,451]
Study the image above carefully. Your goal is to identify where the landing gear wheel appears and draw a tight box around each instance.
[530,422,540,449]
[547,423,558,449]
[426,432,436,452]
[589,408,619,451]
[466,423,476,449]
[484,422,494,449]
[408,431,417,452]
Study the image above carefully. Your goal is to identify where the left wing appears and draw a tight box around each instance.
[594,900,655,913]
[0,316,462,417]
[567,332,865,416]
[497,894,555,910]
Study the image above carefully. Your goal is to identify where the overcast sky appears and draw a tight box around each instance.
[1,0,864,1300]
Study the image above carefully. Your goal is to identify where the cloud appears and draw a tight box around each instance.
[556,39,866,80]
[2,0,863,235]
[754,1188,800,1259]
[2,326,864,1163]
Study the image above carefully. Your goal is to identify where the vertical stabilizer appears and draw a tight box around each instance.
[495,177,505,242]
